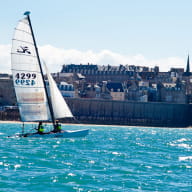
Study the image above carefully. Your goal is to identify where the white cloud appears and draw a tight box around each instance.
[0,44,186,74]
[0,44,11,73]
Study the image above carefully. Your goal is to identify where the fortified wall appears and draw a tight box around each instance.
[0,98,191,128]
[65,98,192,127]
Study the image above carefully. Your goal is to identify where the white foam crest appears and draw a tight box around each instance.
[179,156,192,161]
[177,138,188,142]
[68,173,76,177]
[14,164,21,169]
[169,142,191,149]
[177,143,191,149]
[112,151,121,155]
[89,160,95,164]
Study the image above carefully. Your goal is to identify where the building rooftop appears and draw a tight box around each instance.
[106,82,124,92]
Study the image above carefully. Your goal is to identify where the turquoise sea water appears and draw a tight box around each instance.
[0,123,192,192]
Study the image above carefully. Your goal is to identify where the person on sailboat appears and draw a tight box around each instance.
[52,120,62,133]
[36,122,44,134]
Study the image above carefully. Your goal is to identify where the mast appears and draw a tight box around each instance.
[24,11,56,128]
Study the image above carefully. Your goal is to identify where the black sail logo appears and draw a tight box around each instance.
[17,46,31,54]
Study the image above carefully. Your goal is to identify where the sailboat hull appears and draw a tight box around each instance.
[17,129,89,138]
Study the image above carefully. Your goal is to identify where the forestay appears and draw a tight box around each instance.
[44,64,73,119]
[11,17,51,121]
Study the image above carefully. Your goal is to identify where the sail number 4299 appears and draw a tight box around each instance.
[15,73,37,86]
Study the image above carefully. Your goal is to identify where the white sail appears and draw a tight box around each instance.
[11,17,51,121]
[44,64,73,119]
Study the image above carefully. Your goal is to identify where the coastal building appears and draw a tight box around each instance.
[106,82,125,101]
[160,84,186,103]
[0,57,192,105]
[126,81,140,101]
[0,75,16,105]
[51,72,75,84]
[58,82,75,98]
[61,63,159,83]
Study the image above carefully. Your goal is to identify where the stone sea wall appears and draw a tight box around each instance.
[65,98,191,127]
[1,98,191,127]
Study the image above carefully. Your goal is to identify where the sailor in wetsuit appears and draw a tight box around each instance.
[52,120,62,133]
[36,122,44,134]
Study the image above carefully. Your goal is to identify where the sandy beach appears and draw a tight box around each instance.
[0,120,191,129]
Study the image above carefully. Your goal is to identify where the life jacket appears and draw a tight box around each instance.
[53,124,61,132]
[58,124,61,130]
[39,125,44,133]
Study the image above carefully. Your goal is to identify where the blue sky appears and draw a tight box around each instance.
[1,0,192,73]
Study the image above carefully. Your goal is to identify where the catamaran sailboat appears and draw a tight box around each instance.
[11,11,88,138]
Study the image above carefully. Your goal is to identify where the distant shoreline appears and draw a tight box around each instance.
[0,120,23,124]
[0,120,191,129]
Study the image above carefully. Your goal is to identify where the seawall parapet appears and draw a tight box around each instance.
[65,98,191,127]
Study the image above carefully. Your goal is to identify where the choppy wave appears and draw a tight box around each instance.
[0,123,192,191]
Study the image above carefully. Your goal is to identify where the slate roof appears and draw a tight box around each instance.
[106,82,124,92]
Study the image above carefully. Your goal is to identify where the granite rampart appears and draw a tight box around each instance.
[1,98,191,127]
